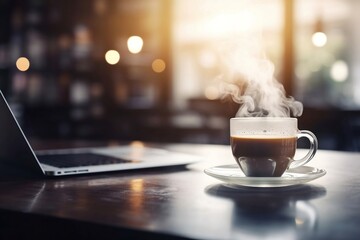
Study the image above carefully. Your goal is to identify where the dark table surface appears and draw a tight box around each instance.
[0,141,359,240]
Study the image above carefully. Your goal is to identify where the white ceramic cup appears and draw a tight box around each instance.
[230,117,318,177]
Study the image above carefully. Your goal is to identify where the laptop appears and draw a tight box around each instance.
[0,91,201,176]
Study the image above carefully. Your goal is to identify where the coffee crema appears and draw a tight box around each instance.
[230,136,297,177]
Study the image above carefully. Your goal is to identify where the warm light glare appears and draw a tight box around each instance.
[130,141,145,148]
[129,178,144,212]
[312,32,327,47]
[127,36,143,54]
[330,60,348,82]
[204,86,220,100]
[152,59,166,73]
[16,57,30,71]
[105,50,120,65]
[130,179,144,192]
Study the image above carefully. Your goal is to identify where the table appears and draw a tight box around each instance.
[0,142,359,240]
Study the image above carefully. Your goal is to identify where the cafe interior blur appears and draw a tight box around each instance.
[0,0,360,151]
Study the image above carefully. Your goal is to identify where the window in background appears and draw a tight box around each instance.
[172,0,284,110]
[294,0,355,109]
[293,0,360,151]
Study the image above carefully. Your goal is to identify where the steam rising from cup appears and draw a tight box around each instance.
[219,33,303,118]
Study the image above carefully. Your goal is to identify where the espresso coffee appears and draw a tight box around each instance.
[230,136,297,177]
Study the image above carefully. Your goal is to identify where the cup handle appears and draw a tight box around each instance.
[289,130,318,169]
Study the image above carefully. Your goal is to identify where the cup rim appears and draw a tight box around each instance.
[230,117,297,122]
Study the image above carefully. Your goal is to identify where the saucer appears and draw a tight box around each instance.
[204,165,326,188]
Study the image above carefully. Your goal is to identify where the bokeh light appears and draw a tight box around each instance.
[127,36,143,54]
[330,60,348,82]
[105,50,120,65]
[312,32,327,47]
[204,86,220,100]
[16,57,30,71]
[152,59,166,73]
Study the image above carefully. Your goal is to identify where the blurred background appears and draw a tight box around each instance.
[0,0,360,151]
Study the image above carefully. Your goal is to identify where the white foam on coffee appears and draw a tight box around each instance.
[230,118,298,137]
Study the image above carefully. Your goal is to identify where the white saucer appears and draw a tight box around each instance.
[204,165,326,188]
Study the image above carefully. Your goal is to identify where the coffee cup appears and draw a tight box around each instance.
[230,117,318,177]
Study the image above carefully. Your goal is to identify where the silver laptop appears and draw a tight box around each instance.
[0,91,201,176]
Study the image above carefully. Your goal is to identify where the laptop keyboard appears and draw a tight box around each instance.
[37,153,134,168]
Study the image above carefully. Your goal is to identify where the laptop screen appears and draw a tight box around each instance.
[0,91,44,175]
